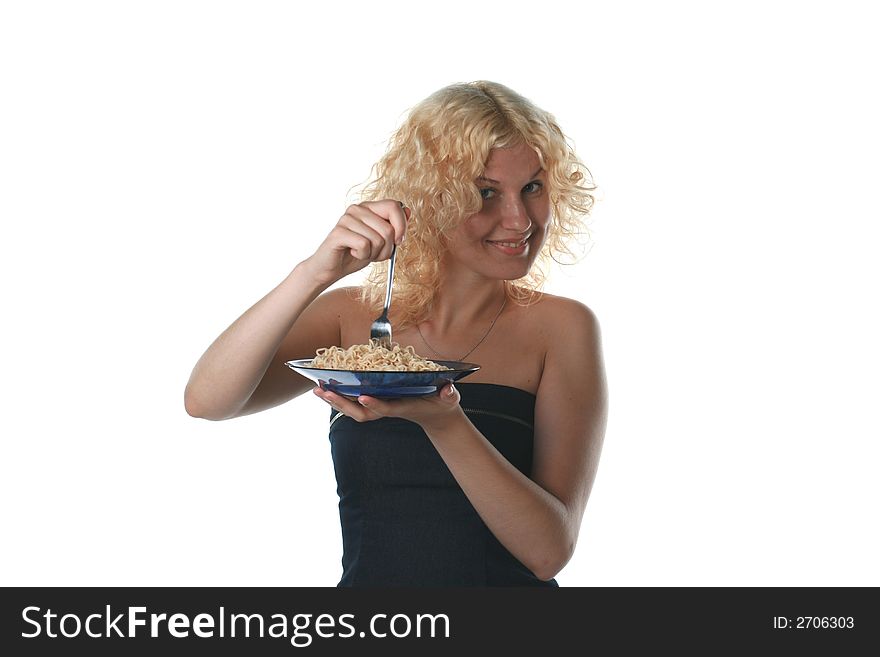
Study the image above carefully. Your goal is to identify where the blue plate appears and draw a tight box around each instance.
[285,359,480,398]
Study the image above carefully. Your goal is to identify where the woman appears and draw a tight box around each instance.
[184,81,608,586]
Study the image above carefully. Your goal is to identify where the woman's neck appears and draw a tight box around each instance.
[420,273,507,336]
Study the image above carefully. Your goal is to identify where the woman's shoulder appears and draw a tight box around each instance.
[319,286,378,347]
[517,290,601,336]
[520,293,604,401]
[315,285,369,311]
[519,292,602,367]
[533,290,598,314]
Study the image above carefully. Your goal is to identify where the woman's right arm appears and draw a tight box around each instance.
[184,200,407,421]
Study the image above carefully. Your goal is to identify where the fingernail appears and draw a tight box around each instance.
[446,385,455,397]
[358,397,370,406]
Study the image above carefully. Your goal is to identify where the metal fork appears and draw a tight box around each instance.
[369,242,397,350]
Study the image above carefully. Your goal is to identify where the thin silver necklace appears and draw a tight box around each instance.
[416,295,507,362]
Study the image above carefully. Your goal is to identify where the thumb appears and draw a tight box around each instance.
[442,383,458,403]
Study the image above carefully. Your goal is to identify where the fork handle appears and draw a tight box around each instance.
[382,243,397,315]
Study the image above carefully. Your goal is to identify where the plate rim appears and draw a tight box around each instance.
[284,358,480,374]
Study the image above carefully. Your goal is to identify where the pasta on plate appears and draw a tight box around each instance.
[311,340,451,372]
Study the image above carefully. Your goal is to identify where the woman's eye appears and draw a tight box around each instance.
[523,181,543,194]
[479,188,496,200]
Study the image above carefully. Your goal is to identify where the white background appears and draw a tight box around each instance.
[2,1,877,586]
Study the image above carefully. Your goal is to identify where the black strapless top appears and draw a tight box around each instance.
[328,383,559,587]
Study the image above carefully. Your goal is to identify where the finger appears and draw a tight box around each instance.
[341,207,396,260]
[315,388,378,422]
[312,387,342,412]
[337,214,387,261]
[347,209,398,260]
[395,201,410,245]
[438,382,460,405]
[358,199,408,245]
[355,395,393,417]
[328,224,377,262]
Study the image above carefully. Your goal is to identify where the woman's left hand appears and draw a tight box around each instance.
[312,382,463,428]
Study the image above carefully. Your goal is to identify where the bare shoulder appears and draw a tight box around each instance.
[317,286,377,348]
[306,285,370,324]
[527,292,604,393]
[528,292,602,346]
[311,285,364,312]
[538,292,598,320]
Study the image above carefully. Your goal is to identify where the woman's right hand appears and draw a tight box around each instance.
[301,200,409,286]
[186,200,408,421]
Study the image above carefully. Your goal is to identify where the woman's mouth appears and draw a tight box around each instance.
[486,237,529,255]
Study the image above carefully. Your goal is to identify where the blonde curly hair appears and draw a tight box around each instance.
[355,81,596,329]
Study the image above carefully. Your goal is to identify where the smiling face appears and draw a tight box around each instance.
[444,142,552,282]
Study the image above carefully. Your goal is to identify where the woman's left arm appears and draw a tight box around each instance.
[530,300,608,576]
[316,300,608,580]
[425,300,607,580]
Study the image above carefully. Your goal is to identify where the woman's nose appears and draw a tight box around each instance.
[499,197,532,232]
